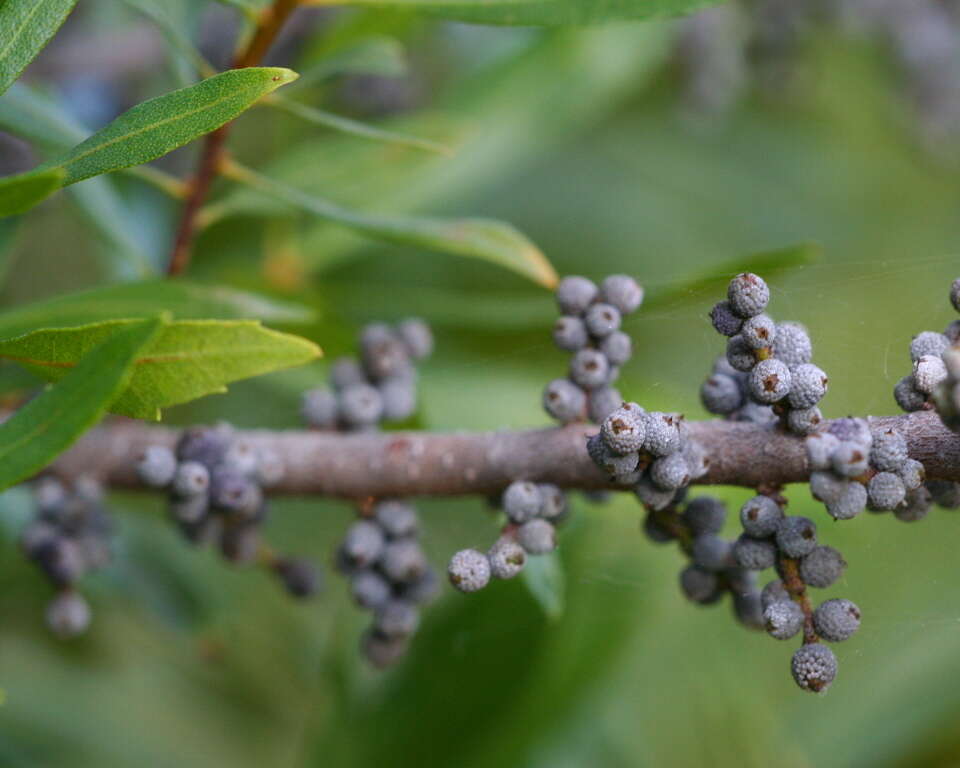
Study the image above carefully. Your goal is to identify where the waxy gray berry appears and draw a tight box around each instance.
[396,318,433,360]
[588,386,623,423]
[556,276,598,315]
[734,535,778,570]
[569,348,611,390]
[137,445,177,488]
[553,316,589,351]
[342,520,386,568]
[374,599,420,638]
[537,483,568,522]
[650,453,691,491]
[601,403,646,454]
[360,324,409,381]
[825,480,867,521]
[302,387,339,429]
[763,599,804,640]
[799,546,846,588]
[381,539,427,583]
[679,565,720,604]
[787,406,823,435]
[725,335,756,372]
[910,331,949,362]
[379,378,417,422]
[517,519,557,554]
[898,458,925,491]
[599,274,643,314]
[761,579,790,610]
[867,472,906,511]
[339,383,385,428]
[805,433,840,471]
[584,302,622,339]
[643,412,681,457]
[692,535,735,571]
[210,467,262,516]
[351,570,392,609]
[374,500,419,538]
[330,357,366,390]
[776,516,817,558]
[503,481,544,524]
[448,548,491,593]
[813,598,861,642]
[773,322,812,368]
[173,461,210,498]
[870,428,909,472]
[788,364,828,409]
[682,496,727,536]
[710,301,743,336]
[700,373,743,415]
[749,358,792,404]
[740,495,784,538]
[543,378,586,423]
[791,644,837,693]
[914,354,948,395]
[600,331,632,365]
[740,313,777,350]
[487,537,526,579]
[831,441,870,478]
[894,375,927,412]
[727,273,770,318]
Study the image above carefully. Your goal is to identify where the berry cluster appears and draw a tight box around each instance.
[806,419,927,521]
[336,500,438,668]
[705,273,828,435]
[447,481,567,593]
[137,425,320,597]
[19,476,112,637]
[302,319,433,431]
[588,402,709,503]
[542,275,643,425]
[734,492,857,693]
[644,495,763,630]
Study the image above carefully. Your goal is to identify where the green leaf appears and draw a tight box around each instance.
[0,279,315,341]
[0,0,78,96]
[521,552,566,621]
[0,319,321,419]
[0,167,64,216]
[0,67,298,217]
[0,317,161,492]
[225,163,558,289]
[267,96,452,155]
[330,0,720,26]
[121,0,214,83]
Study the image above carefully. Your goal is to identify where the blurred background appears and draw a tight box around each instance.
[2,1,960,766]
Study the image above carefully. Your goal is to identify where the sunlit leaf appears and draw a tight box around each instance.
[0,0,78,96]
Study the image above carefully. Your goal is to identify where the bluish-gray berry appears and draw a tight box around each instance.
[774,322,813,368]
[799,545,846,588]
[600,274,643,315]
[898,458,925,491]
[734,534,778,570]
[176,426,231,469]
[210,467,262,516]
[537,483,568,522]
[928,480,960,508]
[351,570,392,608]
[682,440,709,480]
[679,565,721,604]
[34,477,67,516]
[726,335,756,372]
[360,324,410,381]
[749,358,792,404]
[643,412,682,457]
[487,536,526,579]
[951,278,960,313]
[761,579,790,610]
[700,373,743,415]
[946,319,960,344]
[33,538,86,586]
[600,331,632,366]
[870,428,909,472]
[543,378,586,423]
[710,301,743,336]
[396,318,433,360]
[825,480,867,521]
[894,375,927,412]
[740,495,784,538]
[339,383,385,428]
[787,364,828,409]
[895,486,933,522]
[46,590,91,638]
[302,388,339,429]
[650,453,691,490]
[693,534,736,571]
[642,510,675,543]
[733,590,765,630]
[910,330,950,362]
[517,518,557,554]
[827,417,872,446]
[379,377,417,422]
[397,566,440,604]
[740,313,777,350]
[588,386,623,423]
[330,357,366,391]
[635,477,680,512]
[805,433,840,471]
[776,516,817,557]
[274,557,321,598]
[503,481,543,524]
[813,598,861,642]
[726,567,758,597]
[381,539,427,583]
[173,461,209,498]
[556,276,598,315]
[136,445,177,488]
[374,599,420,638]
[569,348,610,390]
[683,496,727,535]
[374,500,418,538]
[867,472,906,511]
[763,599,804,640]
[553,316,589,351]
[601,403,646,454]
[584,302,621,339]
[914,354,948,395]
[787,406,823,435]
[831,441,870,478]
[791,643,837,693]
[342,520,386,568]
[727,272,770,318]
[448,548,491,593]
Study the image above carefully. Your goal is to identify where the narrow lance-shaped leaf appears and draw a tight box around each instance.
[0,67,299,218]
[224,162,558,289]
[314,0,721,26]
[0,279,316,341]
[0,319,321,419]
[0,0,78,96]
[0,317,162,492]
[0,167,64,217]
[521,552,566,622]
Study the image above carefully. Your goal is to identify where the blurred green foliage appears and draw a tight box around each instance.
[2,3,960,768]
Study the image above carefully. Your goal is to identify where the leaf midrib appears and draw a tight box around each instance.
[0,0,47,66]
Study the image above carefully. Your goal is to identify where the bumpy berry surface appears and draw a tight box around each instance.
[727,272,770,318]
[517,519,557,554]
[740,313,777,350]
[799,545,846,588]
[831,441,870,478]
[914,354,948,394]
[700,373,743,415]
[763,599,804,640]
[487,537,526,579]
[867,472,906,511]
[374,500,419,538]
[543,378,586,423]
[813,598,861,642]
[600,274,643,314]
[725,335,756,372]
[894,375,927,411]
[447,549,491,593]
[788,364,828,409]
[503,481,544,524]
[642,413,681,457]
[740,495,784,538]
[776,516,818,558]
[600,403,646,454]
[734,535,778,570]
[761,579,790,610]
[787,407,823,435]
[749,358,792,403]
[710,301,743,336]
[870,428,909,472]
[569,348,610,390]
[910,331,950,362]
[773,322,813,368]
[791,644,837,693]
[650,452,691,490]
